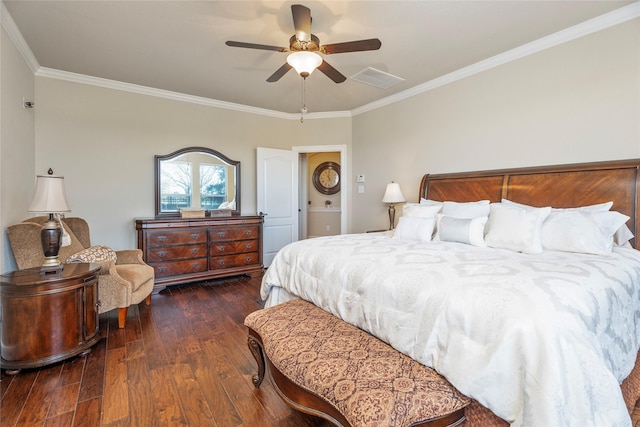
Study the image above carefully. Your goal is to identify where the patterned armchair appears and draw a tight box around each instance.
[7,216,154,328]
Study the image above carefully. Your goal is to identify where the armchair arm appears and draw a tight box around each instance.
[115,249,146,265]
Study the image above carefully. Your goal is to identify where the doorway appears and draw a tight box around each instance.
[294,145,347,240]
[257,145,347,267]
[303,152,341,238]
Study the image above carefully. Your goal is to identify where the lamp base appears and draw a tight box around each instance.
[388,204,397,230]
[40,214,64,273]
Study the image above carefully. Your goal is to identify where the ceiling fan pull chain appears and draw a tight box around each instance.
[300,77,307,123]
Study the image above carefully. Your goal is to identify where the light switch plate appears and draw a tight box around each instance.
[358,185,365,193]
[356,175,365,183]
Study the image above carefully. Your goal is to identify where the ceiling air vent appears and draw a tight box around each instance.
[350,67,405,89]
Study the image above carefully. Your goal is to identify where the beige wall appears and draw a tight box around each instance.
[33,77,351,251]
[2,17,638,269]
[351,19,640,233]
[1,27,35,273]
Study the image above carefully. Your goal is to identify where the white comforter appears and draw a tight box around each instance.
[260,232,640,427]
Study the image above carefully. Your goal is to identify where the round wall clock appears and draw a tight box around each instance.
[312,162,341,195]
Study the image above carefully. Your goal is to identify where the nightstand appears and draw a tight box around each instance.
[0,263,101,374]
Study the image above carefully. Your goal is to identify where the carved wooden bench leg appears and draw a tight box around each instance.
[247,328,266,387]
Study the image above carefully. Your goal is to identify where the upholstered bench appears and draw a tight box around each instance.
[244,299,470,427]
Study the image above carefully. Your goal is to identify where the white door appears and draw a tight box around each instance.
[257,147,299,267]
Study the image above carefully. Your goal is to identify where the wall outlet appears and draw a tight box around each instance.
[358,185,365,194]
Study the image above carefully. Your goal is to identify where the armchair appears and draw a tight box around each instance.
[7,216,154,328]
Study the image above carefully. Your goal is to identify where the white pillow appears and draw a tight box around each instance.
[420,198,444,208]
[442,200,490,219]
[615,224,634,247]
[485,203,551,254]
[502,199,613,213]
[394,217,436,242]
[437,215,487,247]
[542,210,629,255]
[403,203,442,218]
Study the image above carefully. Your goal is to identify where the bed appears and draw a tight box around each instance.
[260,158,640,427]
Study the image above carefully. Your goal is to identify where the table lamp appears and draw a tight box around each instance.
[382,182,405,230]
[28,173,71,272]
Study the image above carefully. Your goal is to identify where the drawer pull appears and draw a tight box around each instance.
[192,263,200,270]
[245,230,253,236]
[217,259,226,266]
[217,245,227,252]
[158,267,167,273]
[157,236,167,242]
[190,248,200,254]
[245,243,252,249]
[191,233,200,240]
[245,256,253,262]
[217,231,227,237]
[157,251,166,258]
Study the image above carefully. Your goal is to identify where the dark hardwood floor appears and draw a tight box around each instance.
[0,274,332,427]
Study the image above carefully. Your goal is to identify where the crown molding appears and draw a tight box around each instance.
[1,1,39,73]
[34,67,352,121]
[352,1,640,116]
[4,1,638,119]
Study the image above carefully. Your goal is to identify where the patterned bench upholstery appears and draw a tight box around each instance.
[245,299,471,427]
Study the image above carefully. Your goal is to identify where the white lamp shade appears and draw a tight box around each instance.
[28,175,71,213]
[287,51,322,76]
[382,182,406,203]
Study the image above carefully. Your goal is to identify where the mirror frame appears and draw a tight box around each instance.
[155,146,241,217]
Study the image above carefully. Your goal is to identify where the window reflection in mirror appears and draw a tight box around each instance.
[155,147,240,216]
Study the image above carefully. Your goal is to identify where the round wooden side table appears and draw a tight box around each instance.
[0,263,101,375]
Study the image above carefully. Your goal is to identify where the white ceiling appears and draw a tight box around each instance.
[3,1,636,115]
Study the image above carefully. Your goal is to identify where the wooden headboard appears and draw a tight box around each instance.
[419,159,640,249]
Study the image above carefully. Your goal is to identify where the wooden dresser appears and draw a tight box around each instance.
[135,216,263,291]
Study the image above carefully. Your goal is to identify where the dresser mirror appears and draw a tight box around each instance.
[155,147,240,216]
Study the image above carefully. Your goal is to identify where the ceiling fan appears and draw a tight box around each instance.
[225,4,381,83]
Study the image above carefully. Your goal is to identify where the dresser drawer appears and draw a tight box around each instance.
[209,240,259,256]
[209,226,259,242]
[147,229,207,247]
[146,244,207,262]
[152,258,208,278]
[210,252,259,270]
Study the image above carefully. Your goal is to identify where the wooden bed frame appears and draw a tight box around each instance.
[419,158,640,250]
[418,158,640,425]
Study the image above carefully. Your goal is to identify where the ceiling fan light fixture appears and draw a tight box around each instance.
[287,51,322,78]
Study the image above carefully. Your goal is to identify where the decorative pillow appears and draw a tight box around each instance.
[485,203,551,254]
[66,245,117,263]
[436,215,487,247]
[442,200,490,219]
[394,217,436,242]
[402,203,441,218]
[541,210,629,255]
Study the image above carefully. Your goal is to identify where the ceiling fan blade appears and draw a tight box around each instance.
[267,63,293,82]
[291,4,311,42]
[321,38,382,54]
[317,60,347,83]
[226,40,287,52]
